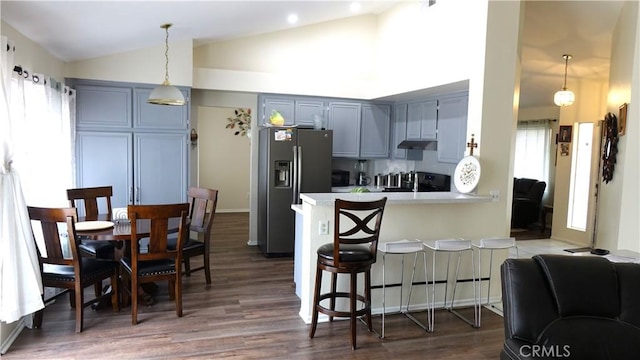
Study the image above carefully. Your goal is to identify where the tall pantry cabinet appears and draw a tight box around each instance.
[72,79,190,208]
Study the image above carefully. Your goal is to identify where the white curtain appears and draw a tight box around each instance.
[513,119,552,187]
[0,35,76,324]
[0,36,44,324]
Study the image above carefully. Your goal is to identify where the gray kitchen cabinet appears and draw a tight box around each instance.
[76,131,188,206]
[74,79,190,205]
[75,85,132,129]
[262,97,295,126]
[437,93,469,164]
[406,99,437,140]
[392,103,408,159]
[76,132,133,208]
[134,133,189,204]
[134,88,189,130]
[295,100,325,127]
[360,104,391,158]
[328,102,361,158]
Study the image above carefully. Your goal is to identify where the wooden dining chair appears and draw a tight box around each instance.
[66,186,117,260]
[120,203,189,325]
[168,187,218,285]
[27,206,120,333]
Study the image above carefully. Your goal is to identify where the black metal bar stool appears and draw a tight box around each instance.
[309,197,387,350]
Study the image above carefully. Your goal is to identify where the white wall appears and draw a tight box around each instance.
[598,0,640,252]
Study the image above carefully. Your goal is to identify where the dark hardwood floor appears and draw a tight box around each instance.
[5,213,505,359]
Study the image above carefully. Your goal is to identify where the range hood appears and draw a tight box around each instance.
[397,140,437,150]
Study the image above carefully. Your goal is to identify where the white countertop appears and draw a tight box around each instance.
[300,191,492,206]
[331,185,385,193]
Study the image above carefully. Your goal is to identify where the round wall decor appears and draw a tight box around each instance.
[454,155,481,193]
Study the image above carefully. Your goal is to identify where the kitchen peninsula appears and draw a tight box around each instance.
[292,191,498,324]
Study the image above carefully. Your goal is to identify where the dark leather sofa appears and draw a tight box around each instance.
[500,254,640,360]
[511,178,546,229]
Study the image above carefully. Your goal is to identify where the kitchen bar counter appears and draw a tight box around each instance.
[292,191,504,325]
[302,191,491,206]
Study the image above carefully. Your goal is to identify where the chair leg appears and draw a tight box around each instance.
[309,264,322,338]
[184,256,191,277]
[175,275,183,318]
[94,281,102,298]
[75,284,84,333]
[365,270,372,332]
[111,274,120,312]
[131,275,138,325]
[350,271,357,350]
[329,272,337,322]
[203,251,212,285]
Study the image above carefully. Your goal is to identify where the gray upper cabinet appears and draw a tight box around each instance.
[392,103,408,159]
[406,99,437,140]
[134,88,189,129]
[328,102,361,158]
[437,93,469,164]
[76,85,132,129]
[360,104,391,158]
[263,97,295,126]
[295,100,325,127]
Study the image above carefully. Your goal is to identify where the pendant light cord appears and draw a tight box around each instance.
[162,24,172,85]
[562,54,571,91]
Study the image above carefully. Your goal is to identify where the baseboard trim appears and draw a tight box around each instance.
[1,318,25,355]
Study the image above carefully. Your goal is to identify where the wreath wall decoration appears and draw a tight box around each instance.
[602,112,618,183]
[226,108,251,136]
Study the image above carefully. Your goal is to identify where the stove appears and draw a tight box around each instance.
[383,172,451,192]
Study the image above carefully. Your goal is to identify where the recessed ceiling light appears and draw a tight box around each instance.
[350,2,362,13]
[287,13,299,24]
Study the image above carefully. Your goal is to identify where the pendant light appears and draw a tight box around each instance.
[148,23,185,106]
[553,54,575,107]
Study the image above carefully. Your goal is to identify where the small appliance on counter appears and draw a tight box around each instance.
[383,172,451,192]
[331,169,350,187]
[354,160,370,186]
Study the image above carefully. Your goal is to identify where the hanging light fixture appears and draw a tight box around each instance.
[553,54,575,107]
[148,23,185,106]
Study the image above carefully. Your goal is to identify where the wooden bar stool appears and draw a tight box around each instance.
[472,237,518,326]
[309,197,387,350]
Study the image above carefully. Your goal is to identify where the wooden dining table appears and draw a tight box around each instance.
[75,214,188,307]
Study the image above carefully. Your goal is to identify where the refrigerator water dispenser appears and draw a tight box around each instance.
[274,161,291,187]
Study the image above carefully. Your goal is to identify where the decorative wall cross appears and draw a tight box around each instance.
[467,134,478,156]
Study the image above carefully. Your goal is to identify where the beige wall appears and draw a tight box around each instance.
[1,21,65,80]
[196,106,250,212]
[65,39,193,87]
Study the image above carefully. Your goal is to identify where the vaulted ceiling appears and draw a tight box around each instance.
[1,1,624,108]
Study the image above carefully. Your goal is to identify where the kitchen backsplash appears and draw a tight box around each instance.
[332,153,457,186]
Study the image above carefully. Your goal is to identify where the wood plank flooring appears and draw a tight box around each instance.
[4,213,505,359]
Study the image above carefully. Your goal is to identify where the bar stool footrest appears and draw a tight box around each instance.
[316,292,369,319]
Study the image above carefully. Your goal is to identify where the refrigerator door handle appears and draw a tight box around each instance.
[292,145,298,205]
[297,145,303,204]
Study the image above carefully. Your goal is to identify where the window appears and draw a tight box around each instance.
[567,122,594,231]
[513,120,552,189]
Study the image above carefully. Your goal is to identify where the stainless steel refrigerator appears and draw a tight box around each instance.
[258,127,333,256]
